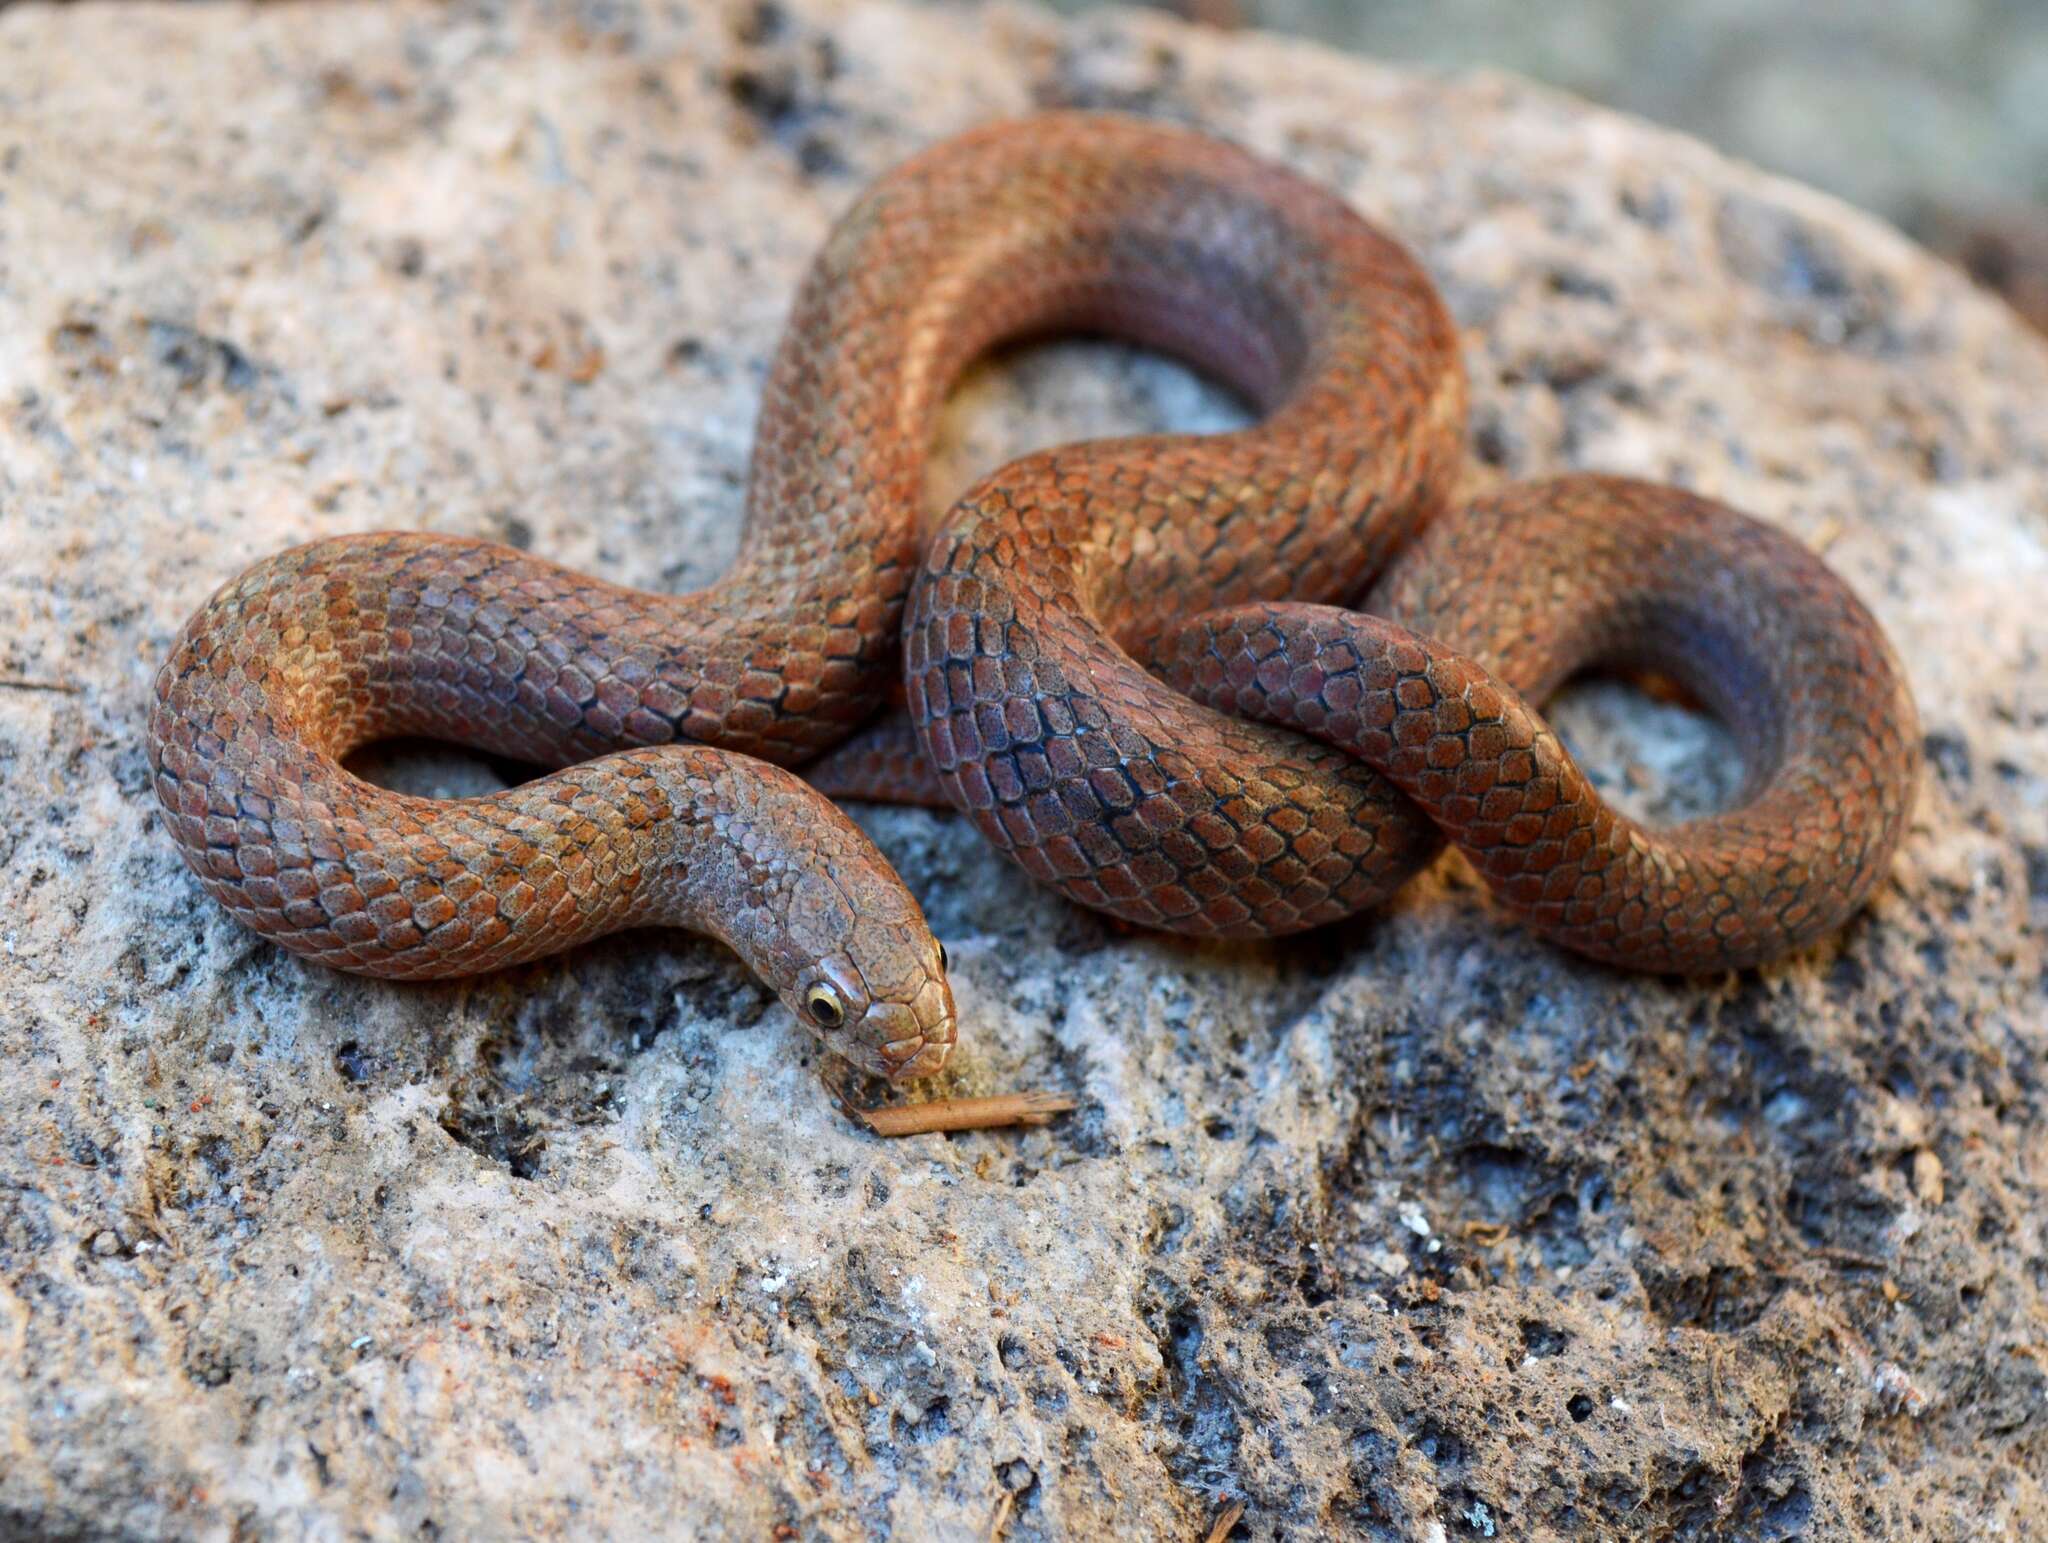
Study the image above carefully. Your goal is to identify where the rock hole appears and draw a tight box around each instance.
[1543,670,1741,827]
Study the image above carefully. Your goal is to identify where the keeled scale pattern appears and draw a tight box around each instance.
[146,536,955,1074]
[1161,478,1920,971]
[896,120,1469,936]
[897,129,1917,965]
[151,110,1920,1000]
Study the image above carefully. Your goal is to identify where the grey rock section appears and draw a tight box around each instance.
[1,2,2043,1539]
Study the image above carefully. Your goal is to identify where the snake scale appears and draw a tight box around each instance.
[147,113,1919,1080]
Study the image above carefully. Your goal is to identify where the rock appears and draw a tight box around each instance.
[1,2,2043,1538]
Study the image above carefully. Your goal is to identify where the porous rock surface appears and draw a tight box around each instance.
[1,2,2044,1538]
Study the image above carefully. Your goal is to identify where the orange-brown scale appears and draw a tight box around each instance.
[151,109,1921,1056]
[868,124,1916,967]
[1154,478,1919,970]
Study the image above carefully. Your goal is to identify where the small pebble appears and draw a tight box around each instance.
[1911,1149,1945,1206]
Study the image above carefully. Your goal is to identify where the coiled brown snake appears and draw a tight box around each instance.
[147,114,1919,1081]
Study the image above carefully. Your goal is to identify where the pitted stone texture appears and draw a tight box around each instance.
[0,3,2042,1541]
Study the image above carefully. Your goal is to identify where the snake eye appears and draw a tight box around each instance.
[938,943,949,972]
[804,984,845,1030]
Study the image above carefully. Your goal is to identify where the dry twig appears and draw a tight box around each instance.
[848,1089,1077,1138]
[0,676,82,694]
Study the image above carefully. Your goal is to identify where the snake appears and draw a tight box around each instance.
[147,114,1919,1085]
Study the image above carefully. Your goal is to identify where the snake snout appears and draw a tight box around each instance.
[885,1037,953,1083]
[874,973,957,1083]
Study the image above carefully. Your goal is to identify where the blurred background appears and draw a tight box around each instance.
[1029,0,2048,332]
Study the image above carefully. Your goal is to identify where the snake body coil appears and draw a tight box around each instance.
[148,114,1919,1070]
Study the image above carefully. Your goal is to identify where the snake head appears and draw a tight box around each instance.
[769,850,956,1084]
